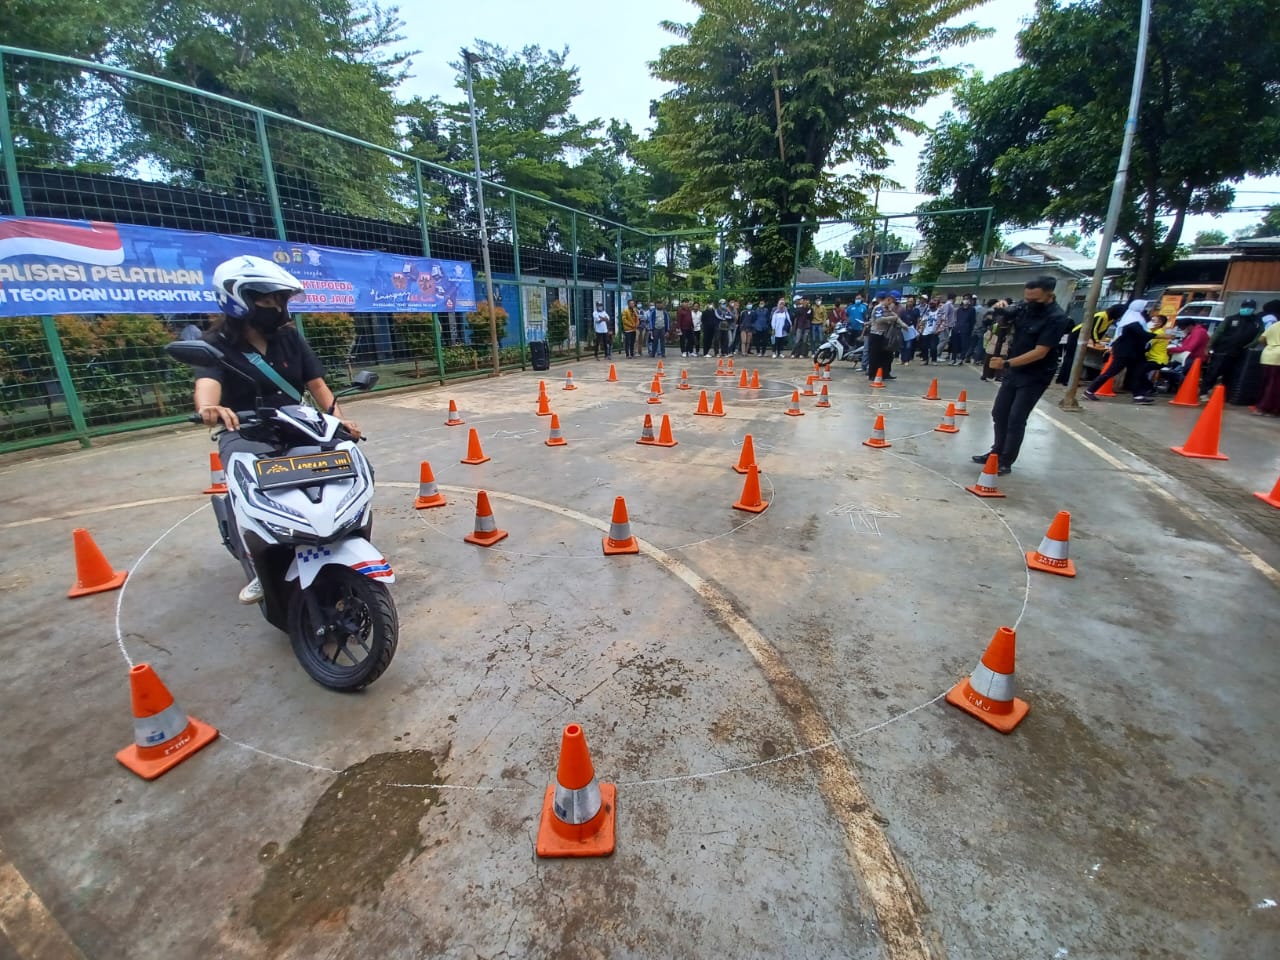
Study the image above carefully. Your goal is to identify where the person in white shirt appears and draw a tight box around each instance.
[591,302,612,360]
[770,299,792,358]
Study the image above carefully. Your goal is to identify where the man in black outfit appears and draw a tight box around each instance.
[971,276,1070,475]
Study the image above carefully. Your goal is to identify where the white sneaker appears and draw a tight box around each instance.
[238,576,264,604]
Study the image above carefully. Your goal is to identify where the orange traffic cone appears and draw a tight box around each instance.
[813,362,821,379]
[871,368,885,389]
[536,392,552,417]
[863,414,890,448]
[715,358,726,377]
[738,369,749,388]
[546,413,568,447]
[602,496,640,555]
[536,723,616,858]
[538,379,548,395]
[461,428,491,465]
[1169,357,1203,407]
[733,434,757,475]
[654,414,678,448]
[68,528,128,598]
[607,363,618,383]
[822,363,832,381]
[945,626,1029,734]
[923,378,940,400]
[694,389,712,416]
[656,360,666,378]
[636,413,658,445]
[1026,511,1076,577]
[1095,359,1119,397]
[563,370,577,390]
[1254,474,1280,509]
[464,490,508,546]
[709,390,726,417]
[202,452,227,494]
[802,375,817,397]
[954,389,970,416]
[647,378,662,404]
[966,453,1006,498]
[816,384,831,408]
[413,460,447,509]
[732,463,769,513]
[677,369,691,390]
[785,390,804,417]
[116,663,218,780]
[935,402,960,434]
[749,369,761,389]
[652,373,664,395]
[726,358,735,376]
[445,399,465,426]
[1171,384,1228,460]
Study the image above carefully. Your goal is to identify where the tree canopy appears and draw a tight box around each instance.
[649,0,988,288]
[918,0,1280,292]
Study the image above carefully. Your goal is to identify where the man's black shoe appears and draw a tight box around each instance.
[971,451,996,464]
[884,375,897,380]
[997,464,1013,476]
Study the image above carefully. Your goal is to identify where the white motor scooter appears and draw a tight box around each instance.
[166,339,398,691]
[813,322,864,366]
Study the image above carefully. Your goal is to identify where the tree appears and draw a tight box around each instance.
[1192,229,1228,248]
[919,0,1280,293]
[650,0,988,289]
[1238,205,1280,240]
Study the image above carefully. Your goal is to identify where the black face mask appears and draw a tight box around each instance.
[247,304,288,338]
[1024,299,1047,316]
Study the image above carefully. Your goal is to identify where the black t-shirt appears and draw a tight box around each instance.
[194,326,325,412]
[1007,302,1069,380]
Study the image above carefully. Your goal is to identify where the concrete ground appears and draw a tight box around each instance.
[0,352,1277,960]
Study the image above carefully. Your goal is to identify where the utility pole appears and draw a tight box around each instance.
[865,183,881,301]
[1061,0,1151,410]
[463,48,501,377]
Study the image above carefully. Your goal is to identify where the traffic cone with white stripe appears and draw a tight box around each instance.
[966,453,1005,498]
[945,626,1029,734]
[954,389,969,416]
[647,377,662,404]
[602,496,640,555]
[863,414,890,448]
[871,368,886,389]
[822,363,832,381]
[413,460,446,509]
[726,358,735,377]
[636,413,658,445]
[715,358,727,377]
[546,413,568,447]
[1026,511,1076,577]
[750,369,761,389]
[803,375,817,397]
[935,402,960,434]
[116,663,218,780]
[536,723,616,858]
[655,360,666,378]
[563,370,577,390]
[785,390,804,417]
[536,391,552,417]
[816,384,831,408]
[464,491,508,546]
[445,399,464,426]
[203,452,227,494]
[677,369,691,390]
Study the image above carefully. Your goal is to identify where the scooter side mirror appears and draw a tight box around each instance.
[165,339,224,367]
[351,371,378,391]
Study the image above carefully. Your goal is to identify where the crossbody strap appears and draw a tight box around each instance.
[242,351,303,403]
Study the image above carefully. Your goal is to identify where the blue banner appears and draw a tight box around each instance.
[0,217,476,317]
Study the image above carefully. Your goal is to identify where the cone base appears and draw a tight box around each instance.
[636,437,658,446]
[802,389,816,397]
[116,715,218,780]
[935,425,960,434]
[945,680,1028,734]
[816,401,831,408]
[445,418,465,426]
[464,528,509,547]
[870,382,885,389]
[923,394,940,401]
[1168,398,1201,408]
[202,483,228,495]
[1253,491,1280,509]
[965,484,1006,498]
[1170,444,1228,461]
[414,494,447,509]
[652,438,678,448]
[461,455,492,465]
[677,384,692,390]
[863,438,890,448]
[563,385,577,391]
[732,498,768,514]
[1026,552,1076,577]
[546,437,568,447]
[602,536,640,556]
[536,410,551,417]
[732,463,754,475]
[68,568,128,598]
[647,398,662,404]
[785,409,805,417]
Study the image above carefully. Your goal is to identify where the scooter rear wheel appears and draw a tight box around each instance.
[288,566,398,691]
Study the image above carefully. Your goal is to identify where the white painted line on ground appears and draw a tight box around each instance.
[0,495,204,529]
[0,843,86,960]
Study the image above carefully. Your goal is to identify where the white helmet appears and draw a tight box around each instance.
[212,255,303,319]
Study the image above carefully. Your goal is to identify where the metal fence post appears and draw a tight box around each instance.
[571,212,581,360]
[0,52,24,215]
[974,208,993,300]
[511,192,526,369]
[253,110,304,337]
[414,161,446,383]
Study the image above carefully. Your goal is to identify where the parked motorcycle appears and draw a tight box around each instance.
[166,339,397,692]
[813,322,864,366]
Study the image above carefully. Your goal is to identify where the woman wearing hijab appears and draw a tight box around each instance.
[1084,299,1155,403]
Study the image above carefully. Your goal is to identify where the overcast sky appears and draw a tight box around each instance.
[395,0,1279,250]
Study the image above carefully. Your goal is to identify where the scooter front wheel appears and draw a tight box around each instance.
[288,566,398,692]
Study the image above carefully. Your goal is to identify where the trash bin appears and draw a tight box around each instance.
[530,340,550,371]
[1227,348,1263,406]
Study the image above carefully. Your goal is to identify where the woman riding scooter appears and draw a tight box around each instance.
[191,255,362,603]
